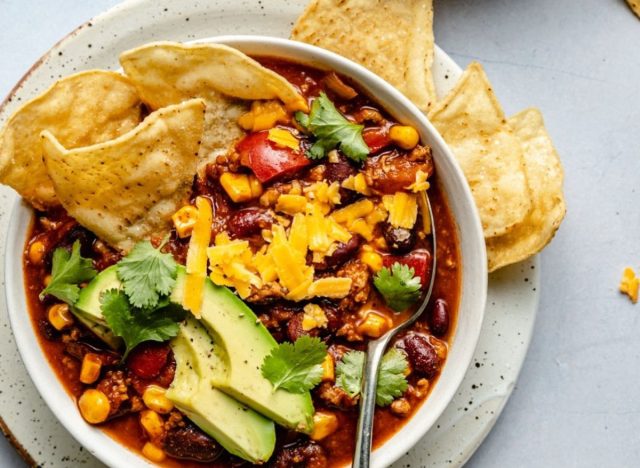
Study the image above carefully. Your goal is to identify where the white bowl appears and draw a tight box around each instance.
[4,36,487,468]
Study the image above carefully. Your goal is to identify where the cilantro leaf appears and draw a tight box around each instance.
[375,348,409,406]
[40,240,96,304]
[373,262,422,312]
[116,241,177,309]
[335,350,365,397]
[298,92,369,162]
[100,289,185,359]
[294,111,310,129]
[335,348,409,407]
[261,335,328,393]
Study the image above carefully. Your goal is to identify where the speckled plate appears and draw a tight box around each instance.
[0,1,540,466]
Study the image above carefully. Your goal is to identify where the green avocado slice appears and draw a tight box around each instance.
[171,269,315,434]
[73,265,121,349]
[166,318,275,463]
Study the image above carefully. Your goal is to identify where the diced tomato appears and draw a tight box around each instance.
[383,249,433,286]
[236,130,311,183]
[126,342,171,379]
[362,127,391,154]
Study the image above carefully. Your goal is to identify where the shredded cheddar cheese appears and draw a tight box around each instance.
[383,192,418,229]
[406,170,431,193]
[302,304,328,331]
[183,197,213,316]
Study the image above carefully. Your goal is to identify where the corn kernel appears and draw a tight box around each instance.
[360,250,383,272]
[43,274,52,287]
[357,312,392,338]
[142,442,167,463]
[47,303,74,331]
[28,240,46,264]
[220,172,262,203]
[249,175,263,198]
[310,410,339,441]
[142,385,174,414]
[321,354,335,382]
[78,389,110,424]
[80,353,102,384]
[172,205,199,238]
[140,410,165,440]
[373,236,388,250]
[389,125,420,150]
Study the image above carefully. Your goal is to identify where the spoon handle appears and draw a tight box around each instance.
[352,337,392,468]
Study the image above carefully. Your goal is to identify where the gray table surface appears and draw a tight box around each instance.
[1,0,639,466]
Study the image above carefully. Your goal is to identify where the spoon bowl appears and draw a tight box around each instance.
[353,192,438,468]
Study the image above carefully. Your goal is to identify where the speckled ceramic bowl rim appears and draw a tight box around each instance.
[5,36,488,468]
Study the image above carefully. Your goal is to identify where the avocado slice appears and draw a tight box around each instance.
[167,317,275,463]
[73,265,122,349]
[172,269,315,433]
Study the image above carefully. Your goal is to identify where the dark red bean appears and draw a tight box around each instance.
[382,223,416,254]
[313,235,361,271]
[324,159,357,184]
[164,422,223,462]
[226,207,275,238]
[401,333,441,378]
[429,299,450,337]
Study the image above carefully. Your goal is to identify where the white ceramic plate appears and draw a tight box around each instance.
[0,1,539,467]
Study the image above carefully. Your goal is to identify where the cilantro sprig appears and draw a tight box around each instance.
[39,240,96,305]
[373,262,422,312]
[116,240,177,309]
[261,336,328,393]
[295,92,369,162]
[100,289,186,358]
[335,348,409,406]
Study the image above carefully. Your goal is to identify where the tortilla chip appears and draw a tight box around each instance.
[291,0,436,111]
[428,62,531,238]
[0,71,142,209]
[627,0,640,18]
[486,108,566,272]
[41,99,206,253]
[119,41,307,171]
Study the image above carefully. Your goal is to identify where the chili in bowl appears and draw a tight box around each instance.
[3,36,487,468]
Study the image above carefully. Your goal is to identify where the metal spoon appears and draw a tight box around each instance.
[352,192,437,468]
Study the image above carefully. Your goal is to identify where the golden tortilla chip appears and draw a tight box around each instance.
[41,99,206,253]
[627,0,640,19]
[486,108,566,272]
[428,62,530,238]
[291,0,436,111]
[0,71,142,209]
[119,42,307,171]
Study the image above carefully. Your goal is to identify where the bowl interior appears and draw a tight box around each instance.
[5,36,487,468]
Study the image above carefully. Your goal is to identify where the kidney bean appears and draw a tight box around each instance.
[226,207,275,238]
[324,159,357,184]
[313,235,361,271]
[428,299,450,337]
[164,422,223,462]
[400,333,441,378]
[382,223,416,254]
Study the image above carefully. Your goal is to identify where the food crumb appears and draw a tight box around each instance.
[619,267,639,303]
